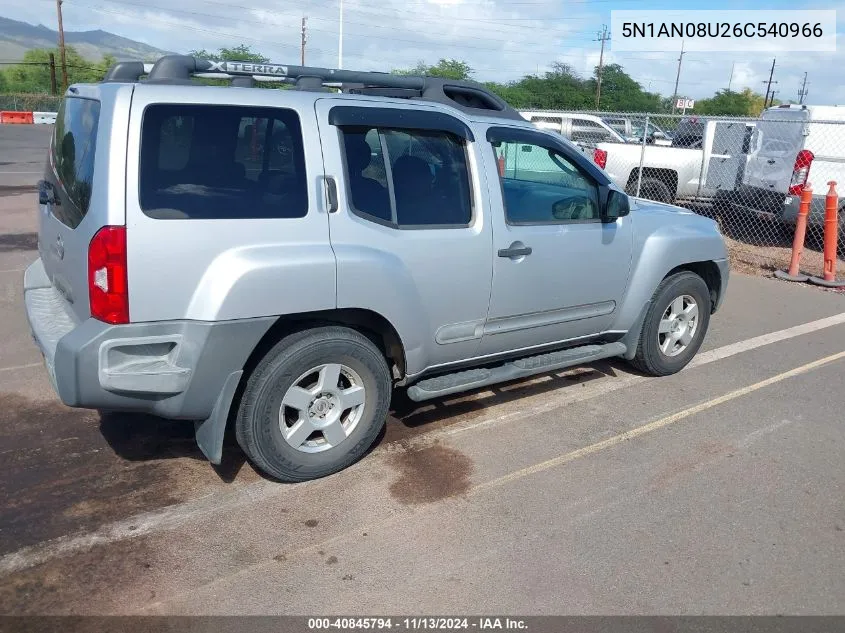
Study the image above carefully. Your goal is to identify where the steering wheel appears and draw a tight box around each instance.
[552,196,596,220]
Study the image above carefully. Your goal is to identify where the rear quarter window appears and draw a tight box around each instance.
[139,104,307,220]
[50,97,101,228]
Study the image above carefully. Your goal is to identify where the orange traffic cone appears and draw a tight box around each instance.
[775,185,813,282]
[809,181,845,288]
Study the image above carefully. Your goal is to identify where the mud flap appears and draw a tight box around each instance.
[620,300,651,360]
[194,370,243,465]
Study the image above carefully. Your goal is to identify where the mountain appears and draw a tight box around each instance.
[0,15,171,62]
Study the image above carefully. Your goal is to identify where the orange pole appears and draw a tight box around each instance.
[822,181,839,282]
[497,153,505,177]
[786,185,813,277]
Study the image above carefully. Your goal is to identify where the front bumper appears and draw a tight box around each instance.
[24,258,275,419]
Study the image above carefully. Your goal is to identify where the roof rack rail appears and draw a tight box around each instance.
[103,54,524,120]
[103,61,154,82]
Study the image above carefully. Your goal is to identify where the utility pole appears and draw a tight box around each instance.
[798,72,809,104]
[300,16,307,66]
[55,0,68,90]
[671,40,685,114]
[594,24,610,109]
[768,89,779,107]
[727,62,735,92]
[338,0,343,69]
[48,53,58,96]
[763,57,776,108]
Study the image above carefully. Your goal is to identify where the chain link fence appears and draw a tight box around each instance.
[0,93,63,113]
[1,92,843,281]
[521,108,845,280]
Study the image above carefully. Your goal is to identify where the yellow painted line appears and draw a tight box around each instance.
[474,349,845,492]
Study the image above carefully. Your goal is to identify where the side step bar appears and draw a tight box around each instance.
[406,342,627,402]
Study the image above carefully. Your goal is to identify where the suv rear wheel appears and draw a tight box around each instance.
[629,271,712,376]
[236,326,392,482]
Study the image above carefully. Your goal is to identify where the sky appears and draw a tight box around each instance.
[3,0,845,105]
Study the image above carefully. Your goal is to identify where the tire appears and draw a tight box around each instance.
[236,326,392,482]
[629,271,712,377]
[628,177,673,204]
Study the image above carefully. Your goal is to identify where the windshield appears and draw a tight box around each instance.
[754,109,808,155]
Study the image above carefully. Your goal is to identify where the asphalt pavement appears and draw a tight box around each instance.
[0,124,51,191]
[1,125,844,616]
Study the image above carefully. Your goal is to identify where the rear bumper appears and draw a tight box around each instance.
[726,185,829,226]
[24,258,275,419]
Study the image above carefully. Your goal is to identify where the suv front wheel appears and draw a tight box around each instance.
[629,271,712,376]
[236,326,392,482]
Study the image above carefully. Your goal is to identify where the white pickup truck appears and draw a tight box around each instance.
[594,118,755,203]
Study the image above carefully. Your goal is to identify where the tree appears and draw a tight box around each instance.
[586,63,662,112]
[1,47,115,93]
[393,59,473,80]
[479,61,664,111]
[694,88,768,117]
[189,45,269,63]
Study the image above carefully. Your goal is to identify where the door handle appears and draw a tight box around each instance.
[323,176,339,213]
[498,244,532,258]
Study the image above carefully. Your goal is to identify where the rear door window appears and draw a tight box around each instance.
[50,97,101,228]
[139,104,307,219]
[340,126,472,228]
[754,109,808,156]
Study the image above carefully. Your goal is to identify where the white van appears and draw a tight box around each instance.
[733,104,845,228]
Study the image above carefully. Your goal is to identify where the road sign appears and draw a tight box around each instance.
[675,98,695,110]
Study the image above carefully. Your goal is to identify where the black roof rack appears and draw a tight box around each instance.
[103,54,524,120]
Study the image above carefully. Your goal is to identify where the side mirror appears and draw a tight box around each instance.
[604,189,630,222]
[651,131,666,140]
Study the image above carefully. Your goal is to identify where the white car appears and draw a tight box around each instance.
[520,111,628,149]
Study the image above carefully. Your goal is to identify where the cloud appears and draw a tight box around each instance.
[2,0,844,105]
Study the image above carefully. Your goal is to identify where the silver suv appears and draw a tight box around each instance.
[25,56,729,482]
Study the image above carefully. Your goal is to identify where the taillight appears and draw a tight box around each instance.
[593,148,608,169]
[788,149,814,196]
[88,226,128,324]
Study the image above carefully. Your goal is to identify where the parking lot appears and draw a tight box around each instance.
[1,126,844,615]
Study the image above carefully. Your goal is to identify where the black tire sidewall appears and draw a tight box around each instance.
[628,178,672,204]
[641,273,711,374]
[239,329,391,481]
[643,179,672,204]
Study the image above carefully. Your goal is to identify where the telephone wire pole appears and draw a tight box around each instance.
[55,0,68,90]
[594,24,610,109]
[671,40,685,114]
[300,16,307,66]
[763,58,776,108]
[798,72,809,104]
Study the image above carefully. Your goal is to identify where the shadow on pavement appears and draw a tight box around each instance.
[97,410,249,483]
